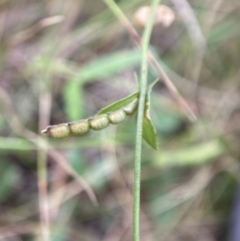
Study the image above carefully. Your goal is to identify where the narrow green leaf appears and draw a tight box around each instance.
[0,160,20,202]
[154,140,223,166]
[64,82,84,120]
[98,91,139,114]
[142,79,159,150]
[209,19,240,44]
[0,137,36,150]
[73,49,141,84]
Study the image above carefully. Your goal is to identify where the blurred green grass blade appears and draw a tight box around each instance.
[0,137,35,150]
[69,150,86,175]
[64,82,84,120]
[98,91,139,114]
[84,158,116,189]
[51,199,78,241]
[0,135,134,151]
[64,49,141,120]
[142,79,159,150]
[209,19,240,43]
[0,160,20,202]
[71,49,141,84]
[155,140,223,166]
[33,57,76,76]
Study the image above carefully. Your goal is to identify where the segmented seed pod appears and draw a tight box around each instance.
[108,109,126,124]
[88,114,109,130]
[123,98,138,115]
[41,124,70,139]
[68,119,90,135]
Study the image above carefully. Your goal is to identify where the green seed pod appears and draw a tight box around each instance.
[68,119,90,135]
[108,109,126,124]
[123,98,138,115]
[41,124,70,139]
[88,114,109,130]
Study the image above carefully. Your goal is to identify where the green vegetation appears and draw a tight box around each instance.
[0,0,239,241]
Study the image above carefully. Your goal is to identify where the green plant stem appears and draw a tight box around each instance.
[103,0,160,239]
[133,1,160,241]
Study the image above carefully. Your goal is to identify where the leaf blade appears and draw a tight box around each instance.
[98,91,139,114]
[64,82,84,120]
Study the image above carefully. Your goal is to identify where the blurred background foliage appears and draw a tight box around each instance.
[0,0,240,240]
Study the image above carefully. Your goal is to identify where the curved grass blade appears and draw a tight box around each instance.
[98,91,139,114]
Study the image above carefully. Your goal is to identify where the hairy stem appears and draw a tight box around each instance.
[133,1,160,241]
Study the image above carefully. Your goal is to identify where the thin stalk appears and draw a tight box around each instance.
[133,1,160,241]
